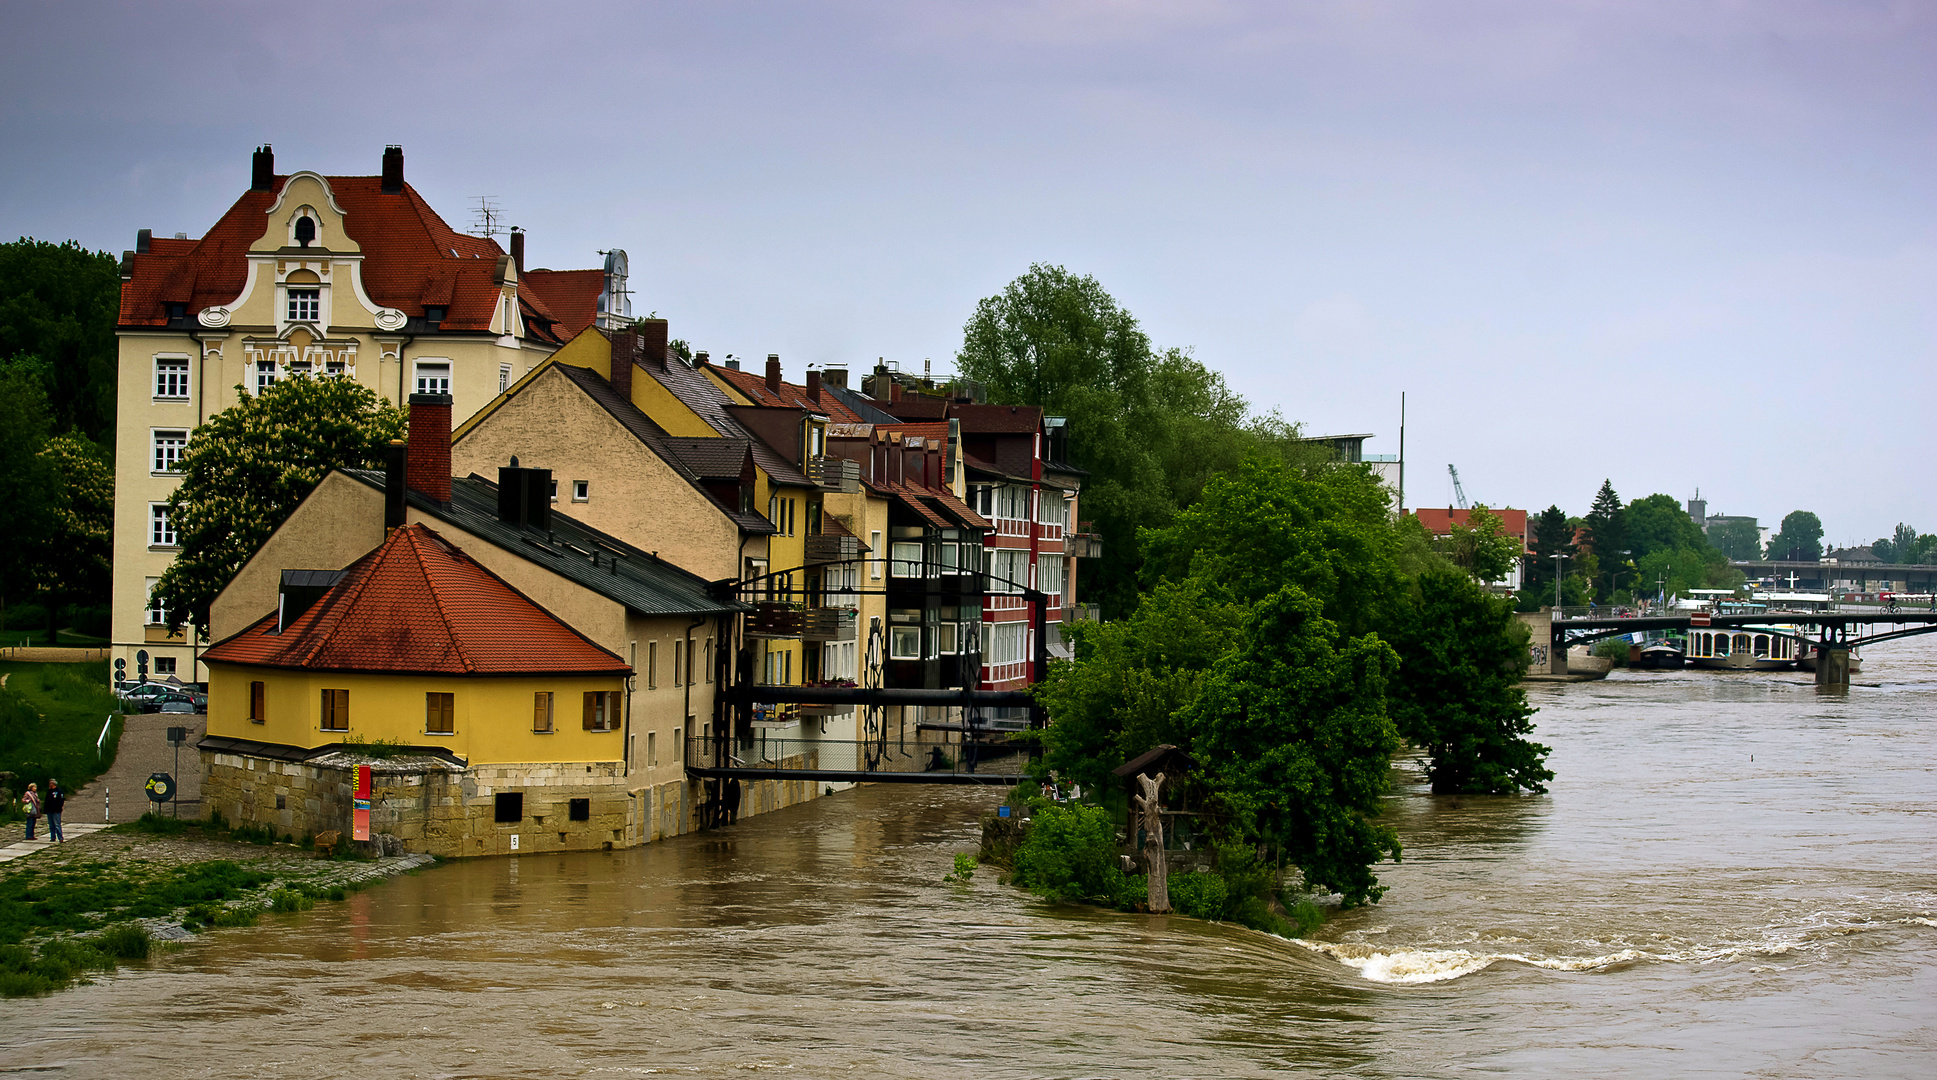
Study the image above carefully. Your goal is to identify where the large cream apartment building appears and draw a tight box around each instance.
[111,145,613,682]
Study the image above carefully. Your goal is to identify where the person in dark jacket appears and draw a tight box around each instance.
[44,780,65,843]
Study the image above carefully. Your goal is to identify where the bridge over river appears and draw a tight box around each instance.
[1540,609,1937,686]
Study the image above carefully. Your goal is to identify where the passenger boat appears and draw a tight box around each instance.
[1684,627,1800,671]
[1635,639,1685,669]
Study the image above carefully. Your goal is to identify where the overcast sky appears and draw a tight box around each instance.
[4,1,1931,545]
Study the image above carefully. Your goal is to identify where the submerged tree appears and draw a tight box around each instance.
[151,376,406,635]
[1385,571,1551,795]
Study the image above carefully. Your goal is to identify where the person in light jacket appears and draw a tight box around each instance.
[21,782,39,841]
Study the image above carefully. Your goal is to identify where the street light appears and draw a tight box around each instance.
[1552,553,1570,612]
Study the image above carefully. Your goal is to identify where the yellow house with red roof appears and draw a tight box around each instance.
[201,522,633,856]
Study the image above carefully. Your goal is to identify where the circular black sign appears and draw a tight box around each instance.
[145,772,175,803]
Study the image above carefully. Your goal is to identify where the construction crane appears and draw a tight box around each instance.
[1447,464,1469,510]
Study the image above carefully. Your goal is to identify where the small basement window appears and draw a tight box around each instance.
[569,798,590,822]
[495,792,523,823]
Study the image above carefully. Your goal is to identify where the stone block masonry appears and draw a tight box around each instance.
[202,749,836,857]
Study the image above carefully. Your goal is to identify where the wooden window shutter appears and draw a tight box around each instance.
[583,691,596,730]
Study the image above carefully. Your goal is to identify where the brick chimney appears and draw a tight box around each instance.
[822,366,847,389]
[638,318,669,369]
[406,393,452,504]
[384,440,407,530]
[765,354,782,395]
[806,370,822,404]
[509,228,524,274]
[609,329,638,399]
[251,145,274,191]
[381,145,404,193]
[890,380,902,404]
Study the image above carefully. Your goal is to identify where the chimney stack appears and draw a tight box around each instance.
[694,351,710,366]
[251,145,275,191]
[806,370,822,403]
[384,440,407,530]
[890,380,903,404]
[381,145,404,193]
[609,329,638,400]
[406,393,452,504]
[638,318,669,369]
[765,354,782,395]
[136,229,151,255]
[822,367,847,389]
[509,228,524,274]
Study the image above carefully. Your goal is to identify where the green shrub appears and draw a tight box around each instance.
[94,923,150,960]
[1010,799,1144,909]
[945,853,977,883]
[269,889,313,913]
[1167,872,1229,920]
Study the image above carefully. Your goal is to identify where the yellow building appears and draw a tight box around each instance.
[112,145,615,684]
[201,522,633,857]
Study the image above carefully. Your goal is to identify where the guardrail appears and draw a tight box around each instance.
[685,732,1027,781]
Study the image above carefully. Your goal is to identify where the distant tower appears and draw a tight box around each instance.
[1687,489,1707,527]
[595,249,632,329]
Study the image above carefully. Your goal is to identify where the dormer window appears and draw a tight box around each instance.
[287,288,319,322]
[294,215,316,247]
[424,305,447,329]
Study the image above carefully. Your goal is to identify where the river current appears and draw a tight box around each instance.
[5,639,1933,1077]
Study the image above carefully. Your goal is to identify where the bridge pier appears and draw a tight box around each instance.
[1814,648,1851,689]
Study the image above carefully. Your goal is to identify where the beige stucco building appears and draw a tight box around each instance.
[112,145,611,684]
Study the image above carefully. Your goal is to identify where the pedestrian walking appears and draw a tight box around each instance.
[22,782,40,841]
[45,780,64,843]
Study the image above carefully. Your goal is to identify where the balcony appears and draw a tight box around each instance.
[1066,532,1104,559]
[805,533,861,565]
[745,603,858,641]
[807,456,861,494]
[1063,603,1100,624]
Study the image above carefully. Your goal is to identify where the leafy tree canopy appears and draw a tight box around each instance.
[1521,505,1576,601]
[152,376,406,634]
[1624,493,1706,561]
[1708,517,1763,561]
[30,434,113,605]
[0,239,120,445]
[1432,504,1524,585]
[1767,510,1824,561]
[0,362,55,608]
[957,264,1328,617]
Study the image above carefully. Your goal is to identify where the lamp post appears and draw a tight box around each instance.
[1552,553,1570,612]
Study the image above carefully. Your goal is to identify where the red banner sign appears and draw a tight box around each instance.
[353,764,371,842]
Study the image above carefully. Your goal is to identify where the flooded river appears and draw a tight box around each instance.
[5,640,1934,1077]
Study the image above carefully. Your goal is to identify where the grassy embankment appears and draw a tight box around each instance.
[1,813,407,997]
[0,660,124,823]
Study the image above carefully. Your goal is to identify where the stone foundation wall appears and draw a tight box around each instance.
[201,749,835,858]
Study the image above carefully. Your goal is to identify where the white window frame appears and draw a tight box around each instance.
[287,288,320,323]
[149,504,177,547]
[144,578,167,626]
[154,356,190,400]
[151,429,187,474]
[414,360,451,396]
[988,622,1026,665]
[572,480,589,502]
[990,548,1027,593]
[890,541,924,578]
[499,362,512,392]
[889,624,922,660]
[870,531,883,579]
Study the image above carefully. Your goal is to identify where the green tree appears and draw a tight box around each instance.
[1385,570,1551,795]
[957,265,1323,617]
[1433,504,1523,584]
[1708,518,1763,561]
[0,361,55,627]
[151,376,406,635]
[1519,505,1576,608]
[30,434,114,618]
[1625,493,1707,562]
[1184,585,1404,906]
[0,239,121,445]
[1582,481,1629,597]
[1766,511,1824,561]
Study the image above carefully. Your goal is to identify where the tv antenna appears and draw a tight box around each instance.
[470,196,505,238]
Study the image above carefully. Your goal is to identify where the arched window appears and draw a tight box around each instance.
[294,215,316,247]
[1732,634,1751,655]
[1753,635,1770,658]
[1714,634,1729,657]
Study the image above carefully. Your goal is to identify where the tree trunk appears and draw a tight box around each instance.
[1135,771,1168,913]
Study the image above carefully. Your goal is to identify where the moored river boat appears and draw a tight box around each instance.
[1685,627,1800,671]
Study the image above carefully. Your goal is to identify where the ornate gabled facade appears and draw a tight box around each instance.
[112,145,611,685]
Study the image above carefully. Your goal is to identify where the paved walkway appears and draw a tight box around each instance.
[0,821,115,862]
[70,711,208,825]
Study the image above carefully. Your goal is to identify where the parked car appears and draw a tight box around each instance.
[118,681,174,704]
[139,691,206,714]
[157,701,200,715]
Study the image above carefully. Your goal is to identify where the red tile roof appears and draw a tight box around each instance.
[202,524,629,676]
[119,174,600,342]
[1409,507,1532,550]
[951,404,1042,433]
[711,364,868,423]
[521,269,605,341]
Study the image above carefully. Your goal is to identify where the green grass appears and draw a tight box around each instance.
[0,660,124,804]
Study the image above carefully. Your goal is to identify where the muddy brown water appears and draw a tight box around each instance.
[4,640,1933,1078]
